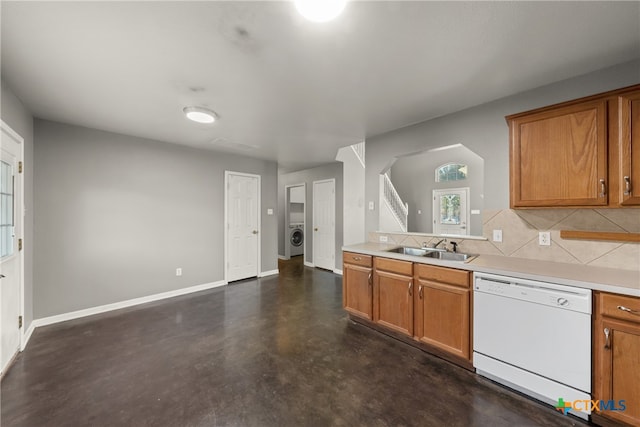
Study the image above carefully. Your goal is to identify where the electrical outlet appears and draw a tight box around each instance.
[538,232,551,246]
[379,235,388,243]
[176,267,182,276]
[492,229,503,242]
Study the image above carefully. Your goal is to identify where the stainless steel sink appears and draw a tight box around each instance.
[386,246,431,256]
[423,251,475,262]
[386,246,475,262]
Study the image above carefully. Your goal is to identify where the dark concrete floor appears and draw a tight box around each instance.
[2,257,586,426]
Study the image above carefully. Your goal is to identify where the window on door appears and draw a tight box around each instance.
[432,188,469,235]
[0,160,14,258]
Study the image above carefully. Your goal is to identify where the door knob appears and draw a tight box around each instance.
[0,274,4,279]
[314,227,318,231]
[252,230,258,234]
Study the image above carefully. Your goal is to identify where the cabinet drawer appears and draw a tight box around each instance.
[343,252,372,268]
[599,292,640,324]
[374,257,413,276]
[414,264,470,288]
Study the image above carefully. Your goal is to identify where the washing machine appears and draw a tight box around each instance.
[289,223,304,256]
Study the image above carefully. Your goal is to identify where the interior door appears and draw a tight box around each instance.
[312,179,335,270]
[226,172,260,282]
[1,122,23,375]
[432,187,469,235]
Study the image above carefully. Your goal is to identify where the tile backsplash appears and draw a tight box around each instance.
[370,208,640,272]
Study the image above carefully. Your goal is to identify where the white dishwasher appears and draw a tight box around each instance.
[473,272,592,420]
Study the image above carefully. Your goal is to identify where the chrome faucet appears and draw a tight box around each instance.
[432,238,447,249]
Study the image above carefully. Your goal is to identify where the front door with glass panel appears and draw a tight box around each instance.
[432,188,469,235]
[1,122,23,375]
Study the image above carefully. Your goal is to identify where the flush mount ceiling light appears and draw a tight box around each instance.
[295,0,346,23]
[183,106,218,124]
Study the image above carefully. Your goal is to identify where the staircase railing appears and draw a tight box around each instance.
[381,173,408,232]
[351,142,365,168]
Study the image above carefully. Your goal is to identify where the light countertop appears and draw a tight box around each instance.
[343,242,640,297]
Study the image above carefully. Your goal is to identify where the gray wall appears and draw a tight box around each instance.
[1,78,35,330]
[389,145,484,235]
[34,119,278,318]
[365,59,640,234]
[278,163,344,270]
[336,145,366,246]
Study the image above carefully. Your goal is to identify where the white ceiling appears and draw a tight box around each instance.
[2,1,639,171]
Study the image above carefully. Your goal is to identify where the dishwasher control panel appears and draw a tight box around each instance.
[474,272,592,314]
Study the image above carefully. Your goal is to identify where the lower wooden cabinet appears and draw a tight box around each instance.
[342,252,373,321]
[373,257,414,336]
[593,292,640,426]
[342,251,473,367]
[414,264,472,361]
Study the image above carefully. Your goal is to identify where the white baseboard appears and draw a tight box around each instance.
[333,269,343,275]
[259,269,279,277]
[278,255,288,260]
[32,280,227,329]
[304,261,315,268]
[21,322,36,351]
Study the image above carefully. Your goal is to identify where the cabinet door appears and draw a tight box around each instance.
[594,318,640,425]
[509,100,608,207]
[373,270,413,336]
[414,279,470,360]
[343,264,373,321]
[619,89,640,205]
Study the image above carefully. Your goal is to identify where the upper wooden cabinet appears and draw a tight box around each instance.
[617,90,640,205]
[507,84,640,208]
[509,100,608,207]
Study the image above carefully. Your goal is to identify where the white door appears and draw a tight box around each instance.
[432,187,469,235]
[1,122,23,375]
[226,172,260,283]
[313,179,335,270]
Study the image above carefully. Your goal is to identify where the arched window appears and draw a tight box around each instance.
[435,163,468,182]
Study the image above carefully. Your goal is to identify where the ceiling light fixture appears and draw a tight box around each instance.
[183,106,218,124]
[295,0,346,23]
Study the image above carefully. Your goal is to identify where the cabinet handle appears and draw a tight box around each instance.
[408,281,413,296]
[418,284,423,299]
[604,327,611,349]
[617,305,640,315]
[353,256,361,261]
[623,176,631,196]
[599,179,607,197]
[368,272,372,286]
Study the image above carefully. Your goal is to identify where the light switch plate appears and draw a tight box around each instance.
[267,208,273,215]
[368,201,375,210]
[492,229,503,242]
